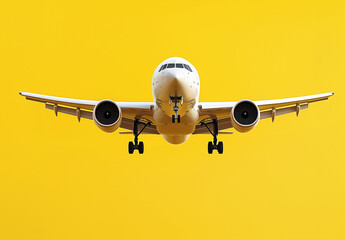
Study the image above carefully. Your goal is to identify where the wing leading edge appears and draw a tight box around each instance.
[20,92,157,133]
[195,92,334,134]
[20,92,154,111]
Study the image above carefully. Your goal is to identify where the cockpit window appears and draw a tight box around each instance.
[158,63,193,72]
[184,64,193,72]
[159,64,167,72]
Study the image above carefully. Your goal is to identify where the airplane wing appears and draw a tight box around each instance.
[195,92,334,134]
[19,92,158,134]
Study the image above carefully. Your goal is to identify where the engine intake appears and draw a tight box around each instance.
[231,100,260,133]
[93,100,122,133]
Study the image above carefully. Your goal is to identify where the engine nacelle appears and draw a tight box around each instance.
[93,100,122,133]
[231,100,260,133]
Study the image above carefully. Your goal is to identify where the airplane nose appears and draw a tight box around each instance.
[155,69,192,99]
[166,70,182,81]
[165,71,185,87]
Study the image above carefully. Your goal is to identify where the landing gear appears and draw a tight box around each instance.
[202,119,223,154]
[128,119,150,154]
[207,141,223,154]
[170,96,182,123]
[172,114,180,123]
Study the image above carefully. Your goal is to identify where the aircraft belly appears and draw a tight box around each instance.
[156,123,196,135]
[153,108,199,134]
[161,134,190,144]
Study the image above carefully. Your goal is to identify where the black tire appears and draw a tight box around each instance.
[217,141,223,154]
[177,115,181,123]
[128,141,134,154]
[208,141,213,154]
[138,141,144,154]
[172,115,175,123]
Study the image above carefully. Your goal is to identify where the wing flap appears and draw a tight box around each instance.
[45,103,159,133]
[20,92,98,110]
[45,104,93,120]
[255,92,333,110]
[260,104,308,120]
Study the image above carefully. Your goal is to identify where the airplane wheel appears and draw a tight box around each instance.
[208,141,213,154]
[177,115,181,123]
[138,141,144,154]
[128,141,134,154]
[172,115,175,123]
[217,141,223,154]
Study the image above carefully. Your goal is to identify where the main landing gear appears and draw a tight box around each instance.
[170,96,183,123]
[128,119,151,154]
[201,119,223,154]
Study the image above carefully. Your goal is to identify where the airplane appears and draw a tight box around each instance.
[20,57,334,154]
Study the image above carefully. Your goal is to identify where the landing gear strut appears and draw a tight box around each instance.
[201,119,223,154]
[128,119,151,154]
[170,96,182,123]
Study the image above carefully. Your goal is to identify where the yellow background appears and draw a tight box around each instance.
[1,0,345,239]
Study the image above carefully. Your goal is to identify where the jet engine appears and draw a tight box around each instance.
[93,100,122,133]
[231,100,260,133]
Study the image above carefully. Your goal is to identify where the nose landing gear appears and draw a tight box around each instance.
[128,119,151,154]
[172,114,180,123]
[170,96,183,123]
[201,119,223,154]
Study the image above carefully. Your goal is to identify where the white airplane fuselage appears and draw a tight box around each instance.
[152,57,200,144]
